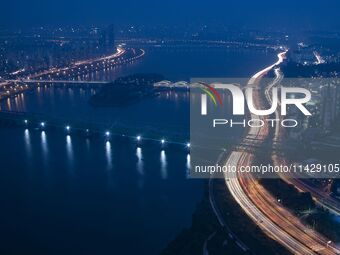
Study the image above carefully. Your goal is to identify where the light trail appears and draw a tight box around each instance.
[223,50,340,254]
[265,65,340,217]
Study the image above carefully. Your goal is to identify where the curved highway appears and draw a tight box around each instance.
[223,51,340,255]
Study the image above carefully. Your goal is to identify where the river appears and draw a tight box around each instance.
[0,44,277,254]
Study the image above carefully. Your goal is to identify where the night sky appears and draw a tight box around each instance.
[1,0,340,30]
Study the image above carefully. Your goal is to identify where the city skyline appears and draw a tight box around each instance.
[1,1,340,255]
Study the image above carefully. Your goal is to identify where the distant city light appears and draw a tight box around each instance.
[66,125,70,131]
[161,139,165,144]
[40,122,45,127]
[24,119,28,124]
[137,135,141,141]
[105,131,110,136]
[186,143,190,148]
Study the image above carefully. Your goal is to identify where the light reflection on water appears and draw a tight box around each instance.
[136,146,144,189]
[105,141,113,170]
[186,153,191,177]
[24,129,32,160]
[66,135,74,170]
[136,147,144,175]
[160,150,167,179]
[6,98,11,111]
[0,47,277,255]
[41,131,48,165]
[105,141,114,188]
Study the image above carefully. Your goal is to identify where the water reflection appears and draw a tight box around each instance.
[41,131,48,166]
[160,150,167,179]
[136,147,144,175]
[6,98,11,111]
[105,141,114,188]
[105,141,112,170]
[136,147,144,189]
[41,131,48,151]
[68,88,74,101]
[20,94,26,111]
[86,139,90,150]
[24,129,32,159]
[66,135,74,169]
[186,154,191,177]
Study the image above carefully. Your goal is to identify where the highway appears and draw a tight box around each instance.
[209,173,250,253]
[226,152,316,255]
[265,66,340,217]
[223,51,340,254]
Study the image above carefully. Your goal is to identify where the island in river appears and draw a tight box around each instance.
[89,73,164,107]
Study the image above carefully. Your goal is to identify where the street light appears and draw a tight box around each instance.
[186,143,190,148]
[161,139,165,144]
[137,135,141,141]
[40,122,45,128]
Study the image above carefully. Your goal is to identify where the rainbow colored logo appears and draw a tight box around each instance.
[198,82,223,107]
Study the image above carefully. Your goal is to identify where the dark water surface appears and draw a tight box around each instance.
[0,46,277,254]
